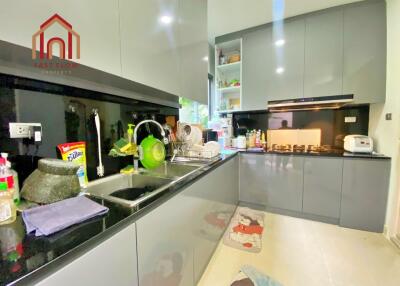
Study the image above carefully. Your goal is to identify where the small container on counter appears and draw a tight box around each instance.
[0,182,16,225]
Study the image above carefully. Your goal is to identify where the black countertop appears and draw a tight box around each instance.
[238,149,391,160]
[0,152,238,286]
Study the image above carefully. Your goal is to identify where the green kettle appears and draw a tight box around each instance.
[139,135,166,169]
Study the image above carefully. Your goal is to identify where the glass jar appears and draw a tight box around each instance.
[0,182,16,225]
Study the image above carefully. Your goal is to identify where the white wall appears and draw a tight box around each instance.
[369,0,400,237]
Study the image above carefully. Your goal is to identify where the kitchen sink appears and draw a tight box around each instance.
[84,161,207,211]
[85,173,174,210]
[140,162,201,179]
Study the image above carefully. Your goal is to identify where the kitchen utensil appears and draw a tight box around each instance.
[202,129,218,143]
[140,135,166,169]
[237,135,247,149]
[204,141,221,158]
[20,159,80,204]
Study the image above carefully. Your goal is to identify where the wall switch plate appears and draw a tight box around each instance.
[9,123,42,140]
[344,116,357,123]
[385,113,392,120]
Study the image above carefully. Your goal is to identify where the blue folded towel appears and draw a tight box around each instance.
[241,265,283,286]
[22,196,109,236]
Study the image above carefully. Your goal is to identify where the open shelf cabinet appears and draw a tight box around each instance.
[215,38,242,113]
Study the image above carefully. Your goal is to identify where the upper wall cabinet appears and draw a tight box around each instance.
[304,9,343,98]
[237,1,386,110]
[178,0,208,104]
[343,1,386,104]
[119,0,208,101]
[0,0,122,76]
[119,0,180,96]
[242,19,305,110]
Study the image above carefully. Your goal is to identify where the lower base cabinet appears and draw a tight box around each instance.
[303,157,343,219]
[136,156,238,286]
[240,154,303,212]
[239,153,391,233]
[340,158,390,232]
[37,224,138,286]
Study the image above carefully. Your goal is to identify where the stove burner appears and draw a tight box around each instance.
[293,145,306,152]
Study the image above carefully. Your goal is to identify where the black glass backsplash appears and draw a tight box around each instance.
[232,105,370,147]
[0,74,178,184]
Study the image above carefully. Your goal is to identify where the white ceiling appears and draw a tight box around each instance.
[208,0,364,43]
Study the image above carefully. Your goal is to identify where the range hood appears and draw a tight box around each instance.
[267,94,354,112]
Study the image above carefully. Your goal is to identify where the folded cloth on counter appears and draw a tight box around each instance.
[22,196,109,237]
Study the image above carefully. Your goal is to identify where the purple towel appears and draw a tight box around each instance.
[22,196,109,236]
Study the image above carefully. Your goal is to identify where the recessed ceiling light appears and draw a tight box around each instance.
[202,56,208,62]
[276,67,285,74]
[275,39,286,46]
[159,15,173,25]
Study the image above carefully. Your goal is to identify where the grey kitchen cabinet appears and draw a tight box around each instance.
[191,156,238,283]
[119,0,180,96]
[340,158,390,232]
[240,153,304,212]
[242,18,305,110]
[37,224,138,286]
[343,1,386,104]
[136,185,195,286]
[304,9,343,98]
[239,153,269,204]
[119,0,208,101]
[136,156,238,286]
[303,157,343,219]
[178,0,208,104]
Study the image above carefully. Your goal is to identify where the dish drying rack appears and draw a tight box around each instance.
[170,141,219,160]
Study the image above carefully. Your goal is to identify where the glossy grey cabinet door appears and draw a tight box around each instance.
[340,159,390,232]
[242,19,305,110]
[304,9,343,98]
[191,156,238,283]
[136,156,238,286]
[266,154,304,211]
[178,0,208,104]
[343,1,386,103]
[38,224,138,286]
[240,154,304,212]
[239,153,269,204]
[136,190,195,286]
[303,157,343,218]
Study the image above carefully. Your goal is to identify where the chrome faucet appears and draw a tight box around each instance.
[93,109,104,177]
[133,120,168,172]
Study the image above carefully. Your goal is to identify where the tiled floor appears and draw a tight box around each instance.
[198,212,400,286]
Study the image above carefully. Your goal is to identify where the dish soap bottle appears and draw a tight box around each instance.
[1,153,19,205]
[0,158,16,225]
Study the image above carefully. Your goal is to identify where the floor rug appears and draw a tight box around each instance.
[223,207,265,253]
[230,265,283,286]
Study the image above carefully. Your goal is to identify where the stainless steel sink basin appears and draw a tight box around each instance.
[85,173,174,210]
[84,161,208,210]
[140,162,201,179]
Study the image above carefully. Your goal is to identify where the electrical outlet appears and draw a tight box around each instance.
[9,123,42,139]
[344,116,357,123]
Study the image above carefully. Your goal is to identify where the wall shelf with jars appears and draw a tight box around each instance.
[215,39,242,113]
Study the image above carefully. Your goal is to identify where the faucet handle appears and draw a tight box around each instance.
[163,137,169,145]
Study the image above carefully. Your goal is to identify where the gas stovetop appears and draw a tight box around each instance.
[270,144,341,154]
